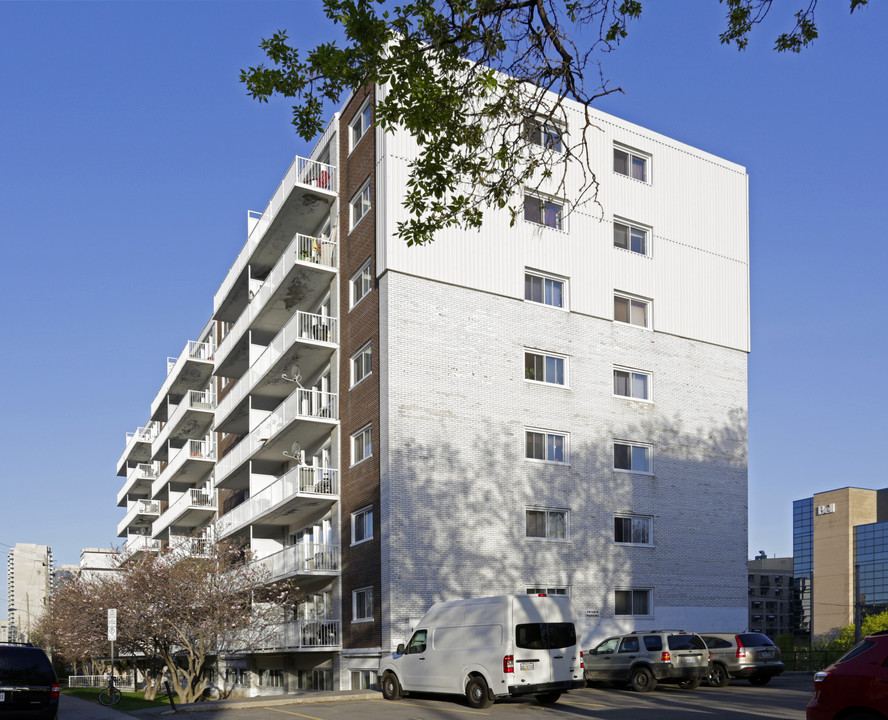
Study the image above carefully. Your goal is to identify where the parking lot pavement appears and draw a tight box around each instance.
[125,675,814,720]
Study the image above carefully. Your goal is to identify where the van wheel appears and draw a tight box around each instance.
[381,672,402,701]
[630,667,657,693]
[677,677,701,690]
[748,674,771,686]
[709,664,730,688]
[466,676,493,709]
[535,692,562,704]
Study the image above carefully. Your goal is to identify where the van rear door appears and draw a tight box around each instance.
[513,596,554,689]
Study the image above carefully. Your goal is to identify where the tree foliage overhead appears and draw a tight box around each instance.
[241,0,868,247]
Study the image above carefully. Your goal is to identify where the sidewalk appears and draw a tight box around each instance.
[127,689,379,717]
[60,693,140,718]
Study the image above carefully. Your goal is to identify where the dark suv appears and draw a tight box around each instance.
[806,631,888,720]
[0,643,59,720]
[585,630,710,692]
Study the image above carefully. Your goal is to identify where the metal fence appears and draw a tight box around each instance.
[67,674,135,689]
[781,649,847,671]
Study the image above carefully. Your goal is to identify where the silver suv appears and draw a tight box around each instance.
[584,630,710,692]
[699,633,784,687]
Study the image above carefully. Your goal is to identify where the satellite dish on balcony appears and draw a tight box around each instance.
[283,441,304,464]
[282,363,303,386]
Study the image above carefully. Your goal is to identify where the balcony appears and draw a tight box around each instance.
[250,619,340,652]
[116,423,159,477]
[215,311,338,435]
[123,534,161,555]
[169,533,214,558]
[214,232,338,380]
[215,389,338,490]
[151,389,216,462]
[253,542,339,584]
[151,438,216,500]
[117,499,162,537]
[149,341,215,422]
[117,462,159,506]
[152,487,217,538]
[217,465,339,539]
[214,156,338,323]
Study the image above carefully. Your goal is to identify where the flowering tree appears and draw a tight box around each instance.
[42,540,300,703]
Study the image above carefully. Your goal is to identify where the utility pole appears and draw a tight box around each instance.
[854,564,862,643]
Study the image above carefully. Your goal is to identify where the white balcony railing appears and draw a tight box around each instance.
[213,156,337,316]
[169,533,213,558]
[117,423,160,474]
[252,619,340,651]
[218,465,339,537]
[153,488,217,537]
[216,310,338,426]
[151,438,217,498]
[118,462,160,505]
[119,499,161,530]
[166,340,214,375]
[215,389,337,486]
[255,542,339,582]
[215,230,337,363]
[124,535,162,554]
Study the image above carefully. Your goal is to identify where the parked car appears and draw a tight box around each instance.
[806,631,888,720]
[0,642,60,720]
[378,594,585,709]
[699,632,784,687]
[584,630,710,692]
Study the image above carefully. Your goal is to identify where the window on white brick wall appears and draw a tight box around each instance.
[525,429,568,463]
[526,586,569,595]
[613,144,650,183]
[526,508,568,540]
[524,271,566,309]
[614,220,650,256]
[526,118,564,152]
[614,588,652,616]
[524,350,566,385]
[614,293,651,328]
[524,192,565,230]
[613,441,652,474]
[614,515,653,545]
[613,367,651,401]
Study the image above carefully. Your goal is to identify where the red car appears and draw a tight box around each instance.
[806,631,888,720]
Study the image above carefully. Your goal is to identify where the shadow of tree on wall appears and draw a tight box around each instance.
[379,405,748,646]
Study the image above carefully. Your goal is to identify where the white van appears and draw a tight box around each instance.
[377,594,585,708]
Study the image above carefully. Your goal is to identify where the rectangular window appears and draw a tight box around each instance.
[613,367,651,401]
[614,515,653,545]
[351,342,372,387]
[351,425,372,465]
[525,429,568,463]
[613,145,649,182]
[526,118,563,152]
[349,100,372,151]
[614,293,650,328]
[353,587,373,621]
[524,193,564,230]
[350,259,373,308]
[613,441,652,473]
[615,589,651,616]
[614,221,649,255]
[524,351,566,385]
[524,271,565,309]
[350,180,371,230]
[259,669,284,687]
[526,508,568,540]
[526,586,568,595]
[352,506,373,545]
[350,670,374,690]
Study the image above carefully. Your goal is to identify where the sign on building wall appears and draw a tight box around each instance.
[816,503,836,516]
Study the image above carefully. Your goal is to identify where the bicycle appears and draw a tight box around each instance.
[97,675,122,706]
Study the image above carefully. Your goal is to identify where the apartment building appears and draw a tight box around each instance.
[793,486,888,639]
[6,543,53,644]
[116,83,750,693]
[747,555,794,638]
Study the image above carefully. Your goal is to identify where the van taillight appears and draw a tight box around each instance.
[504,655,514,673]
[537,593,547,597]
[50,683,60,699]
[660,651,671,663]
[735,636,746,659]
[580,651,585,669]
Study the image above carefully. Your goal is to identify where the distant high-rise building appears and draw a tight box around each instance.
[6,543,53,643]
[747,554,794,638]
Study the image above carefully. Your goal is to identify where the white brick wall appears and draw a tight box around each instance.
[379,271,747,648]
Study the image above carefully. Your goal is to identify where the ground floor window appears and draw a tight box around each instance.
[295,669,332,690]
[350,670,375,690]
[259,669,285,687]
[225,668,247,686]
[614,588,652,616]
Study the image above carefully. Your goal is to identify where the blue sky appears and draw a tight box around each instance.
[1,1,885,613]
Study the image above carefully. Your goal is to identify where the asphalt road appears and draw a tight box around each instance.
[123,675,815,720]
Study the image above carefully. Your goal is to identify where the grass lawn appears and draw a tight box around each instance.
[62,686,179,712]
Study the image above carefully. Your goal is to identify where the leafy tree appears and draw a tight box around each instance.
[241,0,869,247]
[41,540,300,703]
[826,609,888,652]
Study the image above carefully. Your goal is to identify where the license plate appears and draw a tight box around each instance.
[760,650,773,659]
[0,692,5,702]
[519,662,535,671]
[682,655,699,664]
